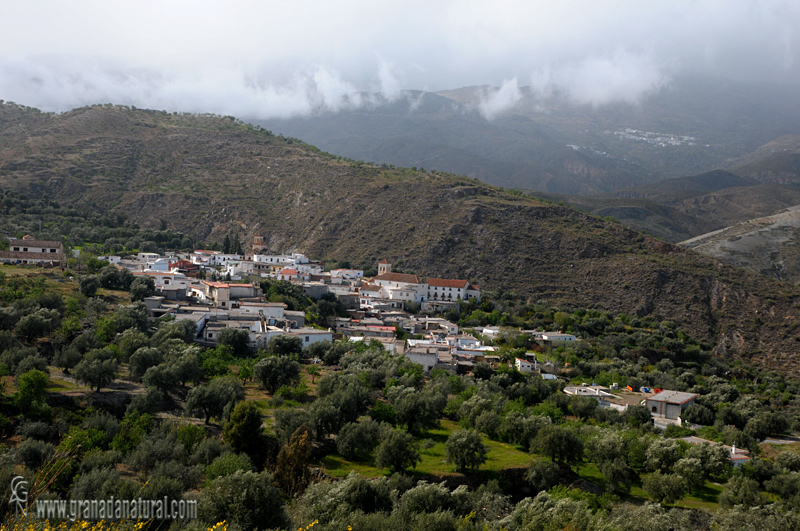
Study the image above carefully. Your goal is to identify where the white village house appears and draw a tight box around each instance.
[646,390,700,421]
[0,236,64,265]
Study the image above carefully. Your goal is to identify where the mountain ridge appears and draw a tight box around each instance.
[1,102,799,374]
[254,78,800,195]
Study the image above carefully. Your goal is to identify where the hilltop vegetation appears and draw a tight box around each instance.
[2,102,800,375]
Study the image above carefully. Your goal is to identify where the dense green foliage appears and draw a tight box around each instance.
[0,188,198,254]
[2,264,800,531]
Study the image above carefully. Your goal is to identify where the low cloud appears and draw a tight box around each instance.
[375,61,403,101]
[530,51,669,106]
[478,78,522,120]
[0,58,383,119]
[0,2,798,118]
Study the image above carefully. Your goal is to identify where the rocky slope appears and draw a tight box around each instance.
[1,102,799,374]
[727,134,800,185]
[558,172,800,242]
[680,205,800,283]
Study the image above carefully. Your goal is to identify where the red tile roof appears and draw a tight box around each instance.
[172,260,198,269]
[202,281,256,289]
[428,278,469,288]
[359,284,383,293]
[9,238,63,248]
[374,272,421,284]
[278,268,298,276]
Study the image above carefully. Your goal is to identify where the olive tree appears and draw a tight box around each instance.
[74,348,118,392]
[254,356,301,394]
[200,470,288,531]
[532,425,584,467]
[185,376,244,424]
[217,328,251,358]
[375,429,420,473]
[643,471,687,504]
[15,369,50,410]
[445,429,488,473]
[336,420,382,459]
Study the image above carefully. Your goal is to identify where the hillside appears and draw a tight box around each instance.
[727,134,800,184]
[680,205,800,283]
[558,172,800,242]
[2,102,800,373]
[617,170,760,197]
[254,78,800,195]
[251,91,647,196]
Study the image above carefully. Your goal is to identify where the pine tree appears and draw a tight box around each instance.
[233,235,244,255]
[274,425,311,496]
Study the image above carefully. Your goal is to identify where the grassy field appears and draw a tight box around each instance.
[575,462,606,489]
[319,419,532,478]
[0,264,59,276]
[760,441,800,460]
[678,482,725,510]
[577,461,729,510]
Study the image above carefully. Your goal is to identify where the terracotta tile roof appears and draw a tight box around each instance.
[359,284,383,293]
[278,268,298,275]
[172,260,198,268]
[378,259,390,264]
[9,238,63,249]
[202,281,229,288]
[374,272,421,284]
[202,281,257,288]
[428,278,469,288]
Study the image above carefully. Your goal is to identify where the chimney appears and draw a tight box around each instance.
[731,444,736,455]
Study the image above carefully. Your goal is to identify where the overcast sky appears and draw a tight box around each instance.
[1,1,798,118]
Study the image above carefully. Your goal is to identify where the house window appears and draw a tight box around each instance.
[651,406,657,413]
[305,336,310,342]
[50,249,56,253]
[12,247,18,251]
[23,248,27,252]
